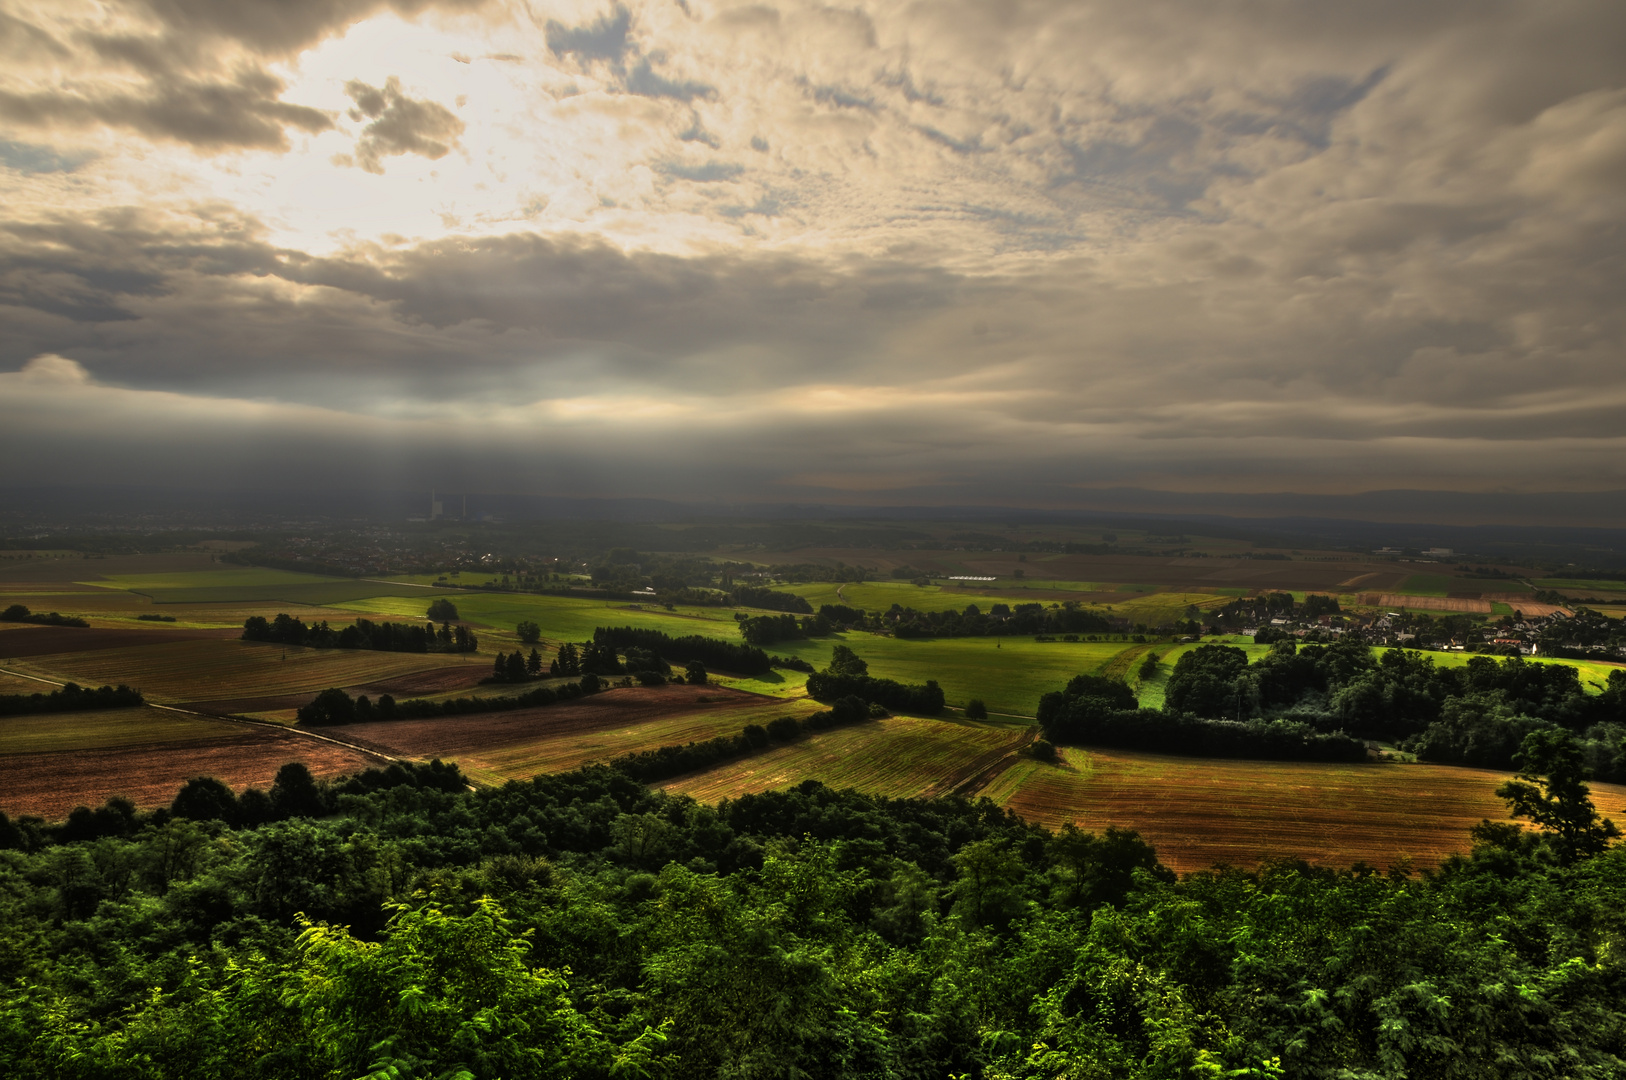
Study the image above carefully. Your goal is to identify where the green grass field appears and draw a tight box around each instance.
[83,568,439,607]
[1396,574,1461,596]
[772,580,1231,624]
[334,592,747,646]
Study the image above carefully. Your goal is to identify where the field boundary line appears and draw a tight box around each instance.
[2,664,404,767]
[0,666,65,688]
[143,702,406,766]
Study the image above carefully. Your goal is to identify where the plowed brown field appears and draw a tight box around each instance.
[0,626,237,658]
[0,706,378,818]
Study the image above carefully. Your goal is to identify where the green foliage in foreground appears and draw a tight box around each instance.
[3,764,1626,1078]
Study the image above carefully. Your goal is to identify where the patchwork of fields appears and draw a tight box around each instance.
[7,552,1626,878]
[332,684,823,787]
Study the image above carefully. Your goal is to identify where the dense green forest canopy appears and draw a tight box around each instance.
[4,740,1626,1078]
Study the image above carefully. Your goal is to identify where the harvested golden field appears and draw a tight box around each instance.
[0,706,379,819]
[1358,593,1495,613]
[658,715,1033,803]
[331,683,822,787]
[979,748,1626,875]
[7,638,484,705]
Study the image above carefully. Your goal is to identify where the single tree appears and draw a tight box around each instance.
[172,776,238,823]
[826,645,869,677]
[493,651,509,680]
[516,620,541,644]
[964,698,988,720]
[526,647,543,676]
[427,598,459,623]
[270,762,324,819]
[1497,728,1621,862]
[685,660,707,685]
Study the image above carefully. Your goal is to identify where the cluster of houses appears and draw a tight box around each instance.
[1237,607,1625,658]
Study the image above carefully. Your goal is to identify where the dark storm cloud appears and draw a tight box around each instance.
[340,77,464,172]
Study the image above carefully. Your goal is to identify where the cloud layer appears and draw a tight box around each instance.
[1,0,1624,518]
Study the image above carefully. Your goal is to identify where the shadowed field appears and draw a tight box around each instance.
[327,683,822,787]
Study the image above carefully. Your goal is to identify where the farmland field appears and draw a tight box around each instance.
[978,747,1626,874]
[328,684,824,787]
[659,715,1033,803]
[0,706,380,819]
[5,638,486,708]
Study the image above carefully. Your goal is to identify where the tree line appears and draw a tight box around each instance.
[593,626,773,675]
[0,603,88,628]
[0,682,143,718]
[243,613,479,653]
[297,677,605,725]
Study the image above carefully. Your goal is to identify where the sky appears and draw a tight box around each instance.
[1,0,1623,519]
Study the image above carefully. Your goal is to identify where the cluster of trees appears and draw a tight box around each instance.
[811,601,1114,640]
[728,585,813,614]
[243,614,479,653]
[0,682,143,718]
[805,645,946,715]
[1210,592,1341,627]
[0,604,88,627]
[737,612,809,647]
[1043,639,1626,774]
[1151,640,1626,774]
[489,648,544,682]
[606,696,872,783]
[593,626,772,675]
[1039,673,1368,762]
[5,745,1626,1076]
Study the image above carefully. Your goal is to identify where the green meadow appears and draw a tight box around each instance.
[87,568,435,606]
[773,579,1232,626]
